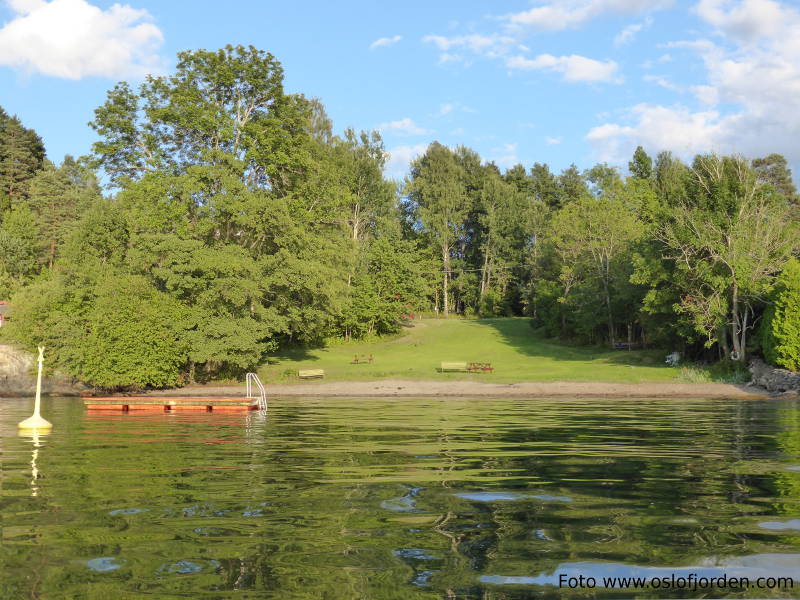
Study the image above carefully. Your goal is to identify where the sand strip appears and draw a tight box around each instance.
[112,379,779,399]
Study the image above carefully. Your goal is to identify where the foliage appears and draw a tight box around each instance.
[760,258,800,371]
[656,155,798,361]
[2,45,799,388]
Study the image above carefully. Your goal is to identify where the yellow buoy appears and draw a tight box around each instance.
[18,346,52,431]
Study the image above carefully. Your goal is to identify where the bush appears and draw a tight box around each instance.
[79,275,189,389]
[760,258,800,372]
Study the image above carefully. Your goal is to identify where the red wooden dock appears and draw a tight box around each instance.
[83,397,260,412]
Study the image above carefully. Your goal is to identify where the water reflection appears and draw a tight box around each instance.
[17,428,48,497]
[0,396,799,598]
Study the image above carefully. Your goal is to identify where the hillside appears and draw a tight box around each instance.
[259,318,681,384]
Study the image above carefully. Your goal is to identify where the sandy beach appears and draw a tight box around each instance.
[118,379,779,399]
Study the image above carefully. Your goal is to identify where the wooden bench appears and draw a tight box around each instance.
[468,362,494,373]
[350,354,374,364]
[613,342,640,350]
[440,362,468,372]
[298,369,325,379]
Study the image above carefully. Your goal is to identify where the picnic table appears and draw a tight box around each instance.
[351,354,374,364]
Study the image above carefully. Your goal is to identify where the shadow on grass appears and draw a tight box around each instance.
[265,344,319,364]
[478,317,671,368]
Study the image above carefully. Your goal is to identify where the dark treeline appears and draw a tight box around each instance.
[0,45,798,389]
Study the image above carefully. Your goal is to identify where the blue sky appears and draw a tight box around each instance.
[2,0,799,180]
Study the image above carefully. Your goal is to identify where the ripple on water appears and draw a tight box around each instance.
[394,548,439,561]
[455,491,572,503]
[87,557,125,572]
[381,487,424,512]
[157,559,221,575]
[411,570,436,587]
[108,508,148,516]
[759,519,800,530]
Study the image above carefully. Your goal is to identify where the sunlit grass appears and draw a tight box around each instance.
[259,318,685,384]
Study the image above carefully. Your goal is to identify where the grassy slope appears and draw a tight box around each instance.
[259,318,682,384]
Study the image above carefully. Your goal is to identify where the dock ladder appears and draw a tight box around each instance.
[246,373,268,411]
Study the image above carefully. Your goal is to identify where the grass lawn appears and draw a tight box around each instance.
[259,318,683,384]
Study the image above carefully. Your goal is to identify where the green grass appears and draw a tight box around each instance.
[259,318,686,384]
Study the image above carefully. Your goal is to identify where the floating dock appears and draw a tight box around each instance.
[83,373,267,413]
[83,397,260,412]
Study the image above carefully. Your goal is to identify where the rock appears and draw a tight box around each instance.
[0,343,33,378]
[749,358,800,394]
[0,343,86,397]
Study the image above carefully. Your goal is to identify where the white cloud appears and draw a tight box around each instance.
[433,102,477,117]
[489,143,519,168]
[377,117,432,136]
[0,0,164,79]
[369,35,402,50]
[587,104,724,162]
[643,74,682,92]
[693,0,788,43]
[506,54,621,83]
[385,143,428,178]
[587,0,800,168]
[423,33,516,61]
[505,0,672,32]
[546,136,562,145]
[614,16,653,46]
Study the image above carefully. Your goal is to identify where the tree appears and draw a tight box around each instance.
[78,275,189,389]
[659,155,799,360]
[330,128,394,243]
[406,142,468,317]
[557,164,590,205]
[89,45,291,189]
[340,237,429,337]
[476,170,523,313]
[0,205,42,295]
[629,145,653,180]
[752,153,799,209]
[654,151,690,207]
[0,113,45,208]
[760,258,800,371]
[24,158,100,267]
[530,163,559,208]
[549,189,643,344]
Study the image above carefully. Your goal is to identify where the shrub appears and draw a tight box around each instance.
[760,259,800,371]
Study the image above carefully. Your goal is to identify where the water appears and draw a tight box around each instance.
[1,396,800,599]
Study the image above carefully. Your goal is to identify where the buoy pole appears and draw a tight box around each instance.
[18,346,53,431]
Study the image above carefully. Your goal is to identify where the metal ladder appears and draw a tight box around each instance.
[246,373,267,411]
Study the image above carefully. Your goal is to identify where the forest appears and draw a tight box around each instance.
[0,45,798,389]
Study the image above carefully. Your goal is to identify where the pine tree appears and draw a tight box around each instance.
[0,114,45,207]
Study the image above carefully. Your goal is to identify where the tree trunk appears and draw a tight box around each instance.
[442,246,450,318]
[602,270,615,346]
[731,282,744,360]
[480,249,490,300]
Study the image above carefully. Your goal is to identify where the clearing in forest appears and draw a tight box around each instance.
[260,318,680,384]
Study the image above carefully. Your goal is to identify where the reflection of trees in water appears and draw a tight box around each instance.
[2,398,800,598]
[421,399,800,597]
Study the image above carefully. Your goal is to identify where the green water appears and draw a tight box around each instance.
[2,397,800,599]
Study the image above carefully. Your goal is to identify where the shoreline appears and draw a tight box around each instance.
[80,379,782,400]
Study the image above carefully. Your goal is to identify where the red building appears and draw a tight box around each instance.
[0,301,9,328]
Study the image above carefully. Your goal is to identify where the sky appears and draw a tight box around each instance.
[1,0,799,180]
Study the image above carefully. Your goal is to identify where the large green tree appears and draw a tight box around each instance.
[406,142,469,317]
[658,155,798,360]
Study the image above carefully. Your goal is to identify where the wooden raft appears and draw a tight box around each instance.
[83,397,260,412]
